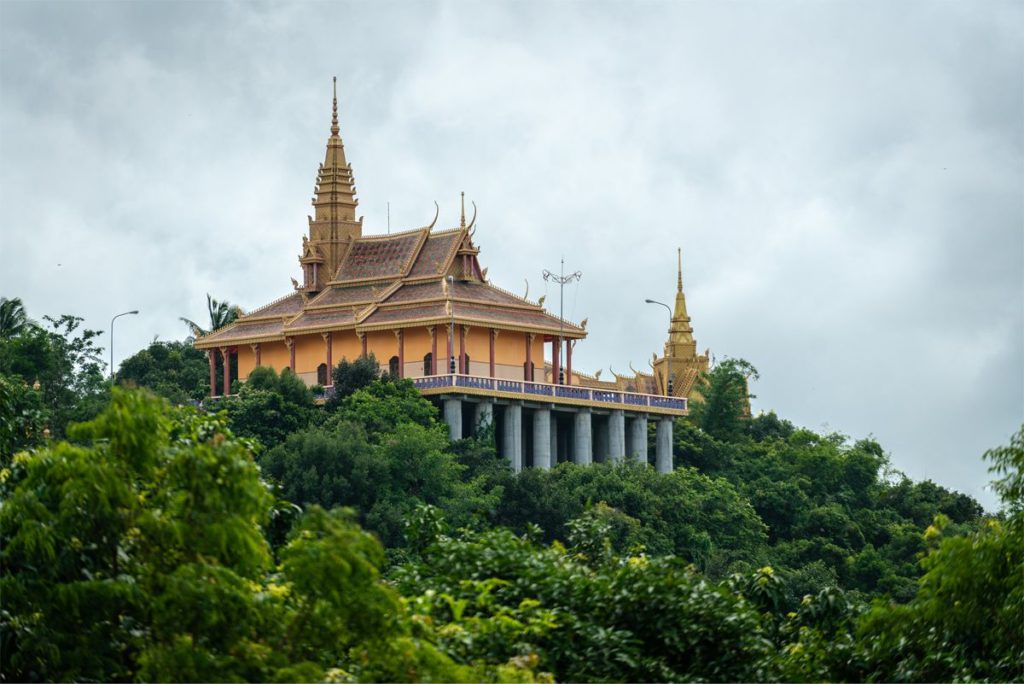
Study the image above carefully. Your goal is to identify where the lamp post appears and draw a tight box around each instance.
[448,275,457,374]
[645,299,673,396]
[543,258,582,384]
[110,310,139,380]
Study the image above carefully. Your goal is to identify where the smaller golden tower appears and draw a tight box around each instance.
[652,248,709,399]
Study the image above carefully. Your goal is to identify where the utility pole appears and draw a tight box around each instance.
[543,258,581,384]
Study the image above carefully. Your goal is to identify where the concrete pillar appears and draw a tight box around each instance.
[629,415,649,462]
[533,409,551,469]
[550,416,558,466]
[573,410,592,465]
[609,409,626,463]
[656,417,674,474]
[444,398,462,441]
[503,404,523,472]
[594,416,608,462]
[474,400,494,433]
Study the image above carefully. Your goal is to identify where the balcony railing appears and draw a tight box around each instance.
[411,373,687,413]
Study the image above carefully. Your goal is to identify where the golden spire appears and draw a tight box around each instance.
[668,248,695,349]
[304,77,361,282]
[460,191,466,228]
[331,76,340,137]
[677,247,683,293]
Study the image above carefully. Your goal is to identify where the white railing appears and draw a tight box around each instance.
[411,374,687,412]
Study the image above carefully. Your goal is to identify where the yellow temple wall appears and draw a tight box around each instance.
[365,330,399,363]
[401,327,433,377]
[237,345,257,380]
[260,341,291,375]
[294,334,328,385]
[331,331,362,365]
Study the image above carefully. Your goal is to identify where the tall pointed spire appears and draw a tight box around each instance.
[677,247,683,293]
[331,76,340,137]
[668,247,695,350]
[303,77,362,287]
[460,191,466,228]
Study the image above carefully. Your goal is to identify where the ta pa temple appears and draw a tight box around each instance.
[194,80,710,473]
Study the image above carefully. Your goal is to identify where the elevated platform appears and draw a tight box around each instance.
[411,374,687,416]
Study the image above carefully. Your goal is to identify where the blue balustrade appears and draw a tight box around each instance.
[410,373,686,414]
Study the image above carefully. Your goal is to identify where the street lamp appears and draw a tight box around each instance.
[644,299,673,396]
[448,275,457,374]
[543,258,582,385]
[110,310,139,380]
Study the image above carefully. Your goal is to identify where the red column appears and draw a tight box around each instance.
[324,333,333,385]
[566,339,573,386]
[221,347,231,396]
[489,329,496,378]
[459,326,466,374]
[254,343,262,366]
[208,350,217,397]
[397,330,405,378]
[552,338,560,384]
[446,324,453,373]
[431,326,438,374]
[360,333,367,358]
[525,334,533,380]
[287,339,296,372]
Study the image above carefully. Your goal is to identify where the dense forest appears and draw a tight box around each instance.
[1,297,1021,682]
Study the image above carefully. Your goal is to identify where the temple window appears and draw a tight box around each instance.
[317,363,328,386]
[389,355,400,378]
[423,352,433,376]
[463,354,471,374]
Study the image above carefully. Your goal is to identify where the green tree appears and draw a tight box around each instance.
[0,311,107,438]
[223,366,314,451]
[0,297,36,339]
[0,389,475,682]
[328,353,385,403]
[115,339,210,403]
[180,293,243,338]
[690,358,757,441]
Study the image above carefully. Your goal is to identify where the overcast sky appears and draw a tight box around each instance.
[1,1,1021,509]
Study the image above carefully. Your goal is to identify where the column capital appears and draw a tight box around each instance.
[283,337,294,349]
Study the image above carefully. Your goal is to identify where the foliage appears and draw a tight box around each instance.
[0,373,46,465]
[115,339,210,404]
[261,379,466,547]
[689,357,757,441]
[328,353,385,403]
[0,389,478,683]
[395,508,778,682]
[494,461,767,572]
[180,293,243,338]
[222,366,315,451]
[0,307,108,438]
[0,297,36,339]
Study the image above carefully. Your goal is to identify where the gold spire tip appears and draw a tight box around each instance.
[330,76,340,136]
[677,247,683,293]
[460,191,466,228]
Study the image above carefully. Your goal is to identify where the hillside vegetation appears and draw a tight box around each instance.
[1,299,1021,682]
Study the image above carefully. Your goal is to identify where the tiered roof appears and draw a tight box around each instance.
[195,224,585,349]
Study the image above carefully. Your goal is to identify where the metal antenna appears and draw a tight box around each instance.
[543,257,581,384]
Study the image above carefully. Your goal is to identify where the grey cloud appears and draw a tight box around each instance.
[1,0,1020,509]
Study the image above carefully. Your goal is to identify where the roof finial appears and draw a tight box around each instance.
[677,247,683,293]
[460,191,466,228]
[331,76,340,137]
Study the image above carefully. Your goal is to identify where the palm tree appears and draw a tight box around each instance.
[180,294,244,338]
[0,297,36,339]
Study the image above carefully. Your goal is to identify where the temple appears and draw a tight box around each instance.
[194,79,711,472]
